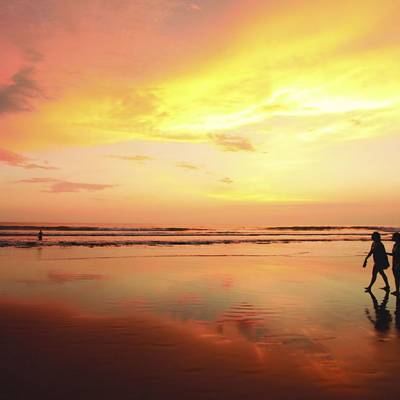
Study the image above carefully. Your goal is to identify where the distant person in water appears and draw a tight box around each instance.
[387,232,400,296]
[363,231,390,292]
[38,230,43,241]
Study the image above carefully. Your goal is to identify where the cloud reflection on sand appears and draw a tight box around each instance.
[1,242,400,399]
[0,299,364,400]
[17,271,106,285]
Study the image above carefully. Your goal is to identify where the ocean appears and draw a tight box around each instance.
[0,223,398,247]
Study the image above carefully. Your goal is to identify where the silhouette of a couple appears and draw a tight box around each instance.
[363,231,400,295]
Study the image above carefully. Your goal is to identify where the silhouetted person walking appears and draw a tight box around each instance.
[363,231,390,292]
[387,232,400,296]
[38,230,43,241]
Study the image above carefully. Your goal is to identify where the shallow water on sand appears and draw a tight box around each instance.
[0,241,399,399]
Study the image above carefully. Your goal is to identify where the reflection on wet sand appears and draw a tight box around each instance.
[365,291,392,335]
[0,300,343,400]
[1,243,400,399]
[396,297,400,334]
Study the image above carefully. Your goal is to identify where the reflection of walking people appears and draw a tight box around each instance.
[363,232,390,292]
[387,232,400,296]
[365,290,392,334]
[395,296,400,333]
[38,230,43,241]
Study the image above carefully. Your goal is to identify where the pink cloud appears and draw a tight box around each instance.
[0,148,57,169]
[13,177,116,193]
[16,178,57,183]
[47,181,115,193]
[0,148,27,166]
[0,67,44,114]
[189,3,201,12]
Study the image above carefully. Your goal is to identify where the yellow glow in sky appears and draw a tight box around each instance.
[1,0,400,225]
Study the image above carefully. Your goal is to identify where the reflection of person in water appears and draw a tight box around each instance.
[365,291,392,334]
[395,296,400,334]
[38,230,43,241]
[387,232,400,296]
[363,232,390,292]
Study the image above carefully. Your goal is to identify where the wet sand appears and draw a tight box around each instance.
[1,242,400,399]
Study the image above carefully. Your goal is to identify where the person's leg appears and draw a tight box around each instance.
[394,267,400,294]
[378,269,390,290]
[366,265,379,290]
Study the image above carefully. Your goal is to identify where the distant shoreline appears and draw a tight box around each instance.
[1,225,397,248]
[0,237,375,248]
[0,224,399,231]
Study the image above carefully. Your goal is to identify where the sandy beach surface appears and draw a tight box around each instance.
[1,240,399,399]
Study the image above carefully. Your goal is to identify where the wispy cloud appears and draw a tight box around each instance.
[188,3,201,11]
[176,162,199,170]
[45,181,116,193]
[15,178,56,184]
[219,177,233,184]
[0,67,44,114]
[21,163,58,170]
[107,154,153,161]
[0,148,31,166]
[14,178,116,193]
[0,148,57,170]
[24,49,45,63]
[210,134,255,152]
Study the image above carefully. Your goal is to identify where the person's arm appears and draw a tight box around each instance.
[387,244,397,256]
[363,244,374,268]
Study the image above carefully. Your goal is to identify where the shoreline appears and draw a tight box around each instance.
[0,237,375,248]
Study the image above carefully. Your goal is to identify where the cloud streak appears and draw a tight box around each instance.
[0,148,57,170]
[108,155,153,162]
[0,67,44,115]
[176,162,199,170]
[219,177,233,184]
[14,178,116,193]
[210,134,255,152]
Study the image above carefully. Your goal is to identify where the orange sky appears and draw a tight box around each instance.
[1,0,400,225]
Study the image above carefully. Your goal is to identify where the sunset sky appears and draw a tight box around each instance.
[1,0,399,225]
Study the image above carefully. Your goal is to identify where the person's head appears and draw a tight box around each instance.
[392,232,400,243]
[371,231,381,242]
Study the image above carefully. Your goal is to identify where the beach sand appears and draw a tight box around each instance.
[1,241,399,399]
